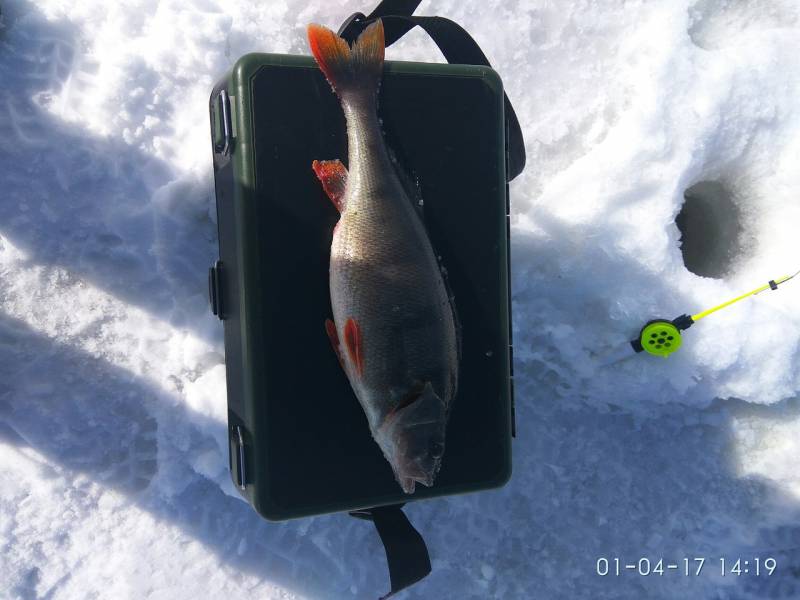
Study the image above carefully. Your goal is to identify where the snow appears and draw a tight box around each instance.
[1,0,799,598]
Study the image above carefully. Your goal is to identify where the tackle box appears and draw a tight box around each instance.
[209,53,514,521]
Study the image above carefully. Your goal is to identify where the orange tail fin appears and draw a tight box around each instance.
[307,20,385,98]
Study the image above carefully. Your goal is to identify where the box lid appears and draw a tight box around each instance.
[212,54,513,520]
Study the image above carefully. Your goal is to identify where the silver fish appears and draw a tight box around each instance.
[308,20,459,494]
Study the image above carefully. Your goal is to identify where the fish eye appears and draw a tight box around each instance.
[428,440,444,459]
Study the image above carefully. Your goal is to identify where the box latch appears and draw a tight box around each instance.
[208,260,223,319]
[230,425,247,491]
[213,89,233,157]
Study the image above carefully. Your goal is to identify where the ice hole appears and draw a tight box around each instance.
[676,180,743,279]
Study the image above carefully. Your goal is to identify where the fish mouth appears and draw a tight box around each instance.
[399,472,435,494]
[396,450,441,495]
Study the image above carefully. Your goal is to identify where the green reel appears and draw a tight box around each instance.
[615,271,797,363]
[639,321,682,357]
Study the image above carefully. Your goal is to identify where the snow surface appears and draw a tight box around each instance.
[1,0,799,598]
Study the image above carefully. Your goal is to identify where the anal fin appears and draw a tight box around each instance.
[312,160,348,212]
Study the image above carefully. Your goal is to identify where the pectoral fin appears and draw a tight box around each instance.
[325,318,344,368]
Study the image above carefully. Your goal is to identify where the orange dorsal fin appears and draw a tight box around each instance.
[312,160,348,212]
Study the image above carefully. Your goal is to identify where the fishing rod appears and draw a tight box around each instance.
[600,270,799,365]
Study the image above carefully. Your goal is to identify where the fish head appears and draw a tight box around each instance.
[375,382,448,494]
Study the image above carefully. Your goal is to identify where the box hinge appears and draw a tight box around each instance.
[208,260,223,319]
[509,356,516,439]
[505,124,515,437]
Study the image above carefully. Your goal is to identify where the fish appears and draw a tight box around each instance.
[307,20,460,494]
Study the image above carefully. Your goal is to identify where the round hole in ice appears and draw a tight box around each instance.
[676,180,744,279]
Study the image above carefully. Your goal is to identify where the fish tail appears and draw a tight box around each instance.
[307,20,385,99]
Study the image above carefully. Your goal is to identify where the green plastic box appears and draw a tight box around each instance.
[209,53,514,521]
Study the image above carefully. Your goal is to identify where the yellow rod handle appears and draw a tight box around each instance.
[691,275,791,322]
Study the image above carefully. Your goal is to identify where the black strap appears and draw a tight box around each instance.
[349,504,431,599]
[339,1,526,181]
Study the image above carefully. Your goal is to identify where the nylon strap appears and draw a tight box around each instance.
[338,1,527,181]
[349,504,432,599]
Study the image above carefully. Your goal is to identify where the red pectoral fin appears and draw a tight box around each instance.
[343,318,364,377]
[325,318,344,368]
[312,160,348,212]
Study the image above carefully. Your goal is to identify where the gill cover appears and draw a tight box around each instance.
[375,382,447,494]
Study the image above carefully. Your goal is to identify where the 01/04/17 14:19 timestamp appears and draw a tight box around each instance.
[596,557,777,577]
